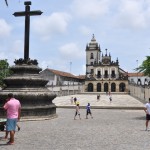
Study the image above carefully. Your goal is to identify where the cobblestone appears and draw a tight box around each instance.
[53,94,144,108]
[0,108,149,150]
[0,94,148,150]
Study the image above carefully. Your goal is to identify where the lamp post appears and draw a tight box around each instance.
[136,60,138,85]
[70,62,72,73]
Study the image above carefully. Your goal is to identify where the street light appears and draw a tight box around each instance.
[136,60,138,84]
[70,62,72,73]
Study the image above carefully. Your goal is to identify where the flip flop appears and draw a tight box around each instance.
[7,141,14,145]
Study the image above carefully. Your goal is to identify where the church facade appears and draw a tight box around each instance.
[85,35,128,92]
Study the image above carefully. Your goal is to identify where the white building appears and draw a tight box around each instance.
[128,73,150,85]
[40,68,85,86]
[85,35,128,92]
[39,68,85,96]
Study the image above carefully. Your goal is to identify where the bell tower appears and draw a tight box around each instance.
[85,34,101,76]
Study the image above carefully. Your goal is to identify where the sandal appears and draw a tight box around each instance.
[7,141,14,145]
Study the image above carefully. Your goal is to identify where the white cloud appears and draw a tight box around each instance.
[0,19,12,37]
[39,60,53,70]
[0,52,7,60]
[113,0,150,29]
[32,12,71,40]
[39,59,71,73]
[71,0,110,19]
[79,26,93,36]
[81,64,86,75]
[11,40,23,53]
[59,43,85,60]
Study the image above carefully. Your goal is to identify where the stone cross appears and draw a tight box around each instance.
[13,1,43,60]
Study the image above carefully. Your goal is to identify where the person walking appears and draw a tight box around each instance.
[109,95,112,102]
[144,98,150,131]
[97,94,100,101]
[74,103,81,120]
[3,93,21,145]
[86,103,93,119]
[74,97,77,105]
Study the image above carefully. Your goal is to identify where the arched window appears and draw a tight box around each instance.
[97,71,101,78]
[137,78,141,85]
[111,83,116,92]
[97,83,101,92]
[104,83,109,92]
[90,53,94,59]
[104,70,108,78]
[88,83,93,92]
[111,70,116,78]
[119,83,126,92]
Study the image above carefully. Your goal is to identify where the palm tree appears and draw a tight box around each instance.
[135,56,150,77]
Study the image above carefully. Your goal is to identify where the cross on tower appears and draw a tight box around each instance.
[13,1,43,61]
[92,34,95,39]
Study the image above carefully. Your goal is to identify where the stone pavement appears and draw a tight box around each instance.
[0,94,148,150]
[0,108,149,150]
[53,94,145,109]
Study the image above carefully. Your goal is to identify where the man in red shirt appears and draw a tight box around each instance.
[3,93,21,145]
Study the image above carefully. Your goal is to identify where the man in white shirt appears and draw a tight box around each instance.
[144,98,150,131]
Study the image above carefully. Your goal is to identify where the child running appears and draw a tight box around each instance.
[86,103,93,119]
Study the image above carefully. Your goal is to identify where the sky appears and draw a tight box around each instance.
[0,0,150,75]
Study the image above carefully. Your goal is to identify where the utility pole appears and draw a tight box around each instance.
[136,60,138,84]
[70,62,72,73]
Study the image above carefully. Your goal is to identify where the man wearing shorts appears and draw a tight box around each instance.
[3,93,21,145]
[144,98,150,131]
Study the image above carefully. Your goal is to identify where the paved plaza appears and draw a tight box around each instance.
[53,94,144,109]
[0,94,149,150]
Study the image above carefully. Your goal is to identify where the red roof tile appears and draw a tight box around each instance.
[47,69,85,80]
[127,72,144,77]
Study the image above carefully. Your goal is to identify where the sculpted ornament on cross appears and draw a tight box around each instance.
[13,1,42,61]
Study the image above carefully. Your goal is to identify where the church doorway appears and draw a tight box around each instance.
[119,83,125,92]
[97,83,101,92]
[104,83,108,92]
[111,83,116,92]
[88,83,93,92]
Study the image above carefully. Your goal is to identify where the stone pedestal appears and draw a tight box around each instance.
[0,60,56,119]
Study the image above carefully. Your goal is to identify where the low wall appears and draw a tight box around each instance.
[47,85,84,97]
[129,84,150,103]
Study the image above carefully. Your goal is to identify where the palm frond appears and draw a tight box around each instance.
[5,0,8,6]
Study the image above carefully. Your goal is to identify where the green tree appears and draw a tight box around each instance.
[0,59,12,87]
[135,56,150,77]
